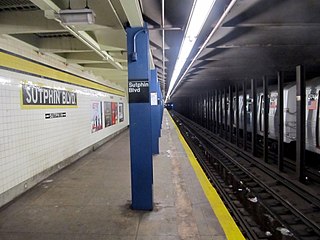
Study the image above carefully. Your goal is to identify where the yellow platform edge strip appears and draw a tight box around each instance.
[0,52,125,97]
[168,113,245,240]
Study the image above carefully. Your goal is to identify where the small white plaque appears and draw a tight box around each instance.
[151,92,158,106]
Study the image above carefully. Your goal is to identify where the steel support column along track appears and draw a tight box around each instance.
[170,111,320,240]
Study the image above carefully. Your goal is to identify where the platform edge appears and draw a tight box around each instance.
[168,113,245,240]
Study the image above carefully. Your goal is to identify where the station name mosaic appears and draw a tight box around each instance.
[21,83,77,107]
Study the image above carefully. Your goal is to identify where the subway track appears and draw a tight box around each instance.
[206,124,320,184]
[170,110,320,240]
[217,128,320,185]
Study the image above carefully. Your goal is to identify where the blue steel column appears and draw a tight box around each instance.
[126,26,153,210]
[150,69,160,155]
[157,82,163,136]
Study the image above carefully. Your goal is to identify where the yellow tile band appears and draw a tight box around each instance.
[168,112,245,240]
[0,51,125,97]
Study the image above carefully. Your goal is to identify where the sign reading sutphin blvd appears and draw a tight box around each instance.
[21,83,77,108]
[128,80,150,103]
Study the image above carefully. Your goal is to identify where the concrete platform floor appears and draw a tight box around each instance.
[0,112,226,240]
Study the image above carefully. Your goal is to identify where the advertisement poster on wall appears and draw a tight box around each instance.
[104,101,112,127]
[91,101,103,133]
[119,102,124,122]
[111,102,118,125]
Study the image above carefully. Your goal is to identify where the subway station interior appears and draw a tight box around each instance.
[1,0,320,239]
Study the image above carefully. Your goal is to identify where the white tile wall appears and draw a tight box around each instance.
[0,40,129,195]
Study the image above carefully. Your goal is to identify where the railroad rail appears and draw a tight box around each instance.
[170,110,320,240]
[216,127,320,184]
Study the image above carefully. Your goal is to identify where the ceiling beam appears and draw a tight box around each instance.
[83,65,128,74]
[30,0,124,70]
[0,10,62,34]
[29,0,60,12]
[149,31,169,49]
[81,63,116,69]
[153,54,168,62]
[62,52,104,63]
[119,0,143,27]
[94,29,126,50]
[35,37,90,52]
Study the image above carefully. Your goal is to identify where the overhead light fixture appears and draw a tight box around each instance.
[165,0,217,102]
[54,1,122,70]
[58,0,95,25]
[168,0,237,102]
[59,8,96,25]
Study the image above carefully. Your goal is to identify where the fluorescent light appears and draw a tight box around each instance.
[166,0,216,102]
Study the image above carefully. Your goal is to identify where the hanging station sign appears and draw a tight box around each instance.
[128,79,149,103]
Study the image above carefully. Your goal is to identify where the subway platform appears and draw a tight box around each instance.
[0,111,241,240]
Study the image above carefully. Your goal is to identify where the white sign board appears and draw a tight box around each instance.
[150,92,158,106]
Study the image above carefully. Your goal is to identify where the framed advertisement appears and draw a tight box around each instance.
[104,101,112,127]
[91,101,103,133]
[111,102,118,125]
[119,102,124,122]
